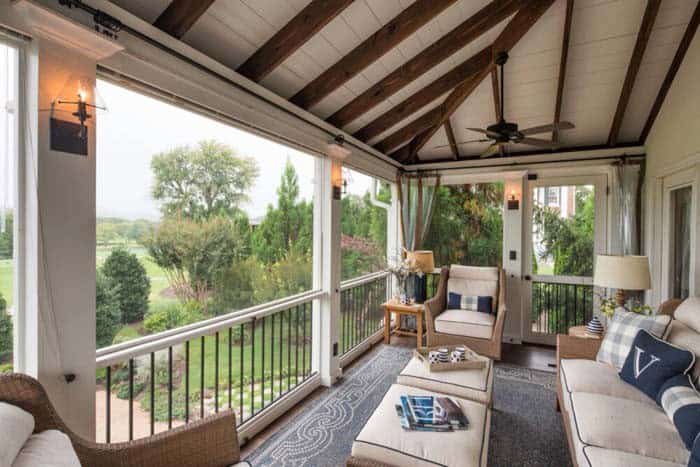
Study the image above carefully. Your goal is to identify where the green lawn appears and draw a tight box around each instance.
[0,259,13,306]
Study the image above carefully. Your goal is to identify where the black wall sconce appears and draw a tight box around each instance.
[50,76,106,156]
[507,189,520,210]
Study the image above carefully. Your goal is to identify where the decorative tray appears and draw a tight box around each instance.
[414,345,488,372]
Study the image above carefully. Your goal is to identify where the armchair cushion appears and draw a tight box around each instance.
[434,309,494,340]
[447,266,499,308]
[12,430,81,467]
[0,402,34,467]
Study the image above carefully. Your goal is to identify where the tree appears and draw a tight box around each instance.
[145,215,247,310]
[102,247,151,324]
[0,293,11,364]
[0,211,12,260]
[151,140,259,220]
[96,271,122,348]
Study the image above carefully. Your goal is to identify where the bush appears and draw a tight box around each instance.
[144,302,204,334]
[0,293,12,364]
[96,271,122,348]
[102,247,151,323]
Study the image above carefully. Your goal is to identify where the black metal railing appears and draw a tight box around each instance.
[96,295,317,442]
[339,272,389,356]
[531,280,593,335]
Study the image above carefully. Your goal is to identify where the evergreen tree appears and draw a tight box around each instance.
[0,292,11,364]
[96,271,122,348]
[102,247,151,323]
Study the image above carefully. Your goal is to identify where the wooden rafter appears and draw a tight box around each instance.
[291,0,458,109]
[444,120,460,159]
[237,0,354,82]
[387,0,556,162]
[153,0,216,39]
[608,0,661,146]
[327,0,522,128]
[355,46,493,142]
[640,1,700,143]
[553,0,574,142]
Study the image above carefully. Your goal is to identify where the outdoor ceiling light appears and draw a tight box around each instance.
[50,75,106,155]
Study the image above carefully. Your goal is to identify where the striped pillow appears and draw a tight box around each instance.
[657,374,700,450]
[596,308,671,370]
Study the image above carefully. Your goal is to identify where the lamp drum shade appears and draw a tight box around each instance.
[594,255,651,290]
[407,250,435,273]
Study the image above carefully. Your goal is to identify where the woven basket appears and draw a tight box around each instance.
[414,345,488,372]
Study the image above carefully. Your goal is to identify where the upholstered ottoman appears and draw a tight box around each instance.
[397,355,494,407]
[349,384,490,467]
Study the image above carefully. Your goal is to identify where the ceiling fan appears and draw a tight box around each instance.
[437,52,575,158]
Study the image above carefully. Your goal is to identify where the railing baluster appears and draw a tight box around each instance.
[295,305,300,385]
[250,319,255,417]
[302,302,307,377]
[200,335,205,420]
[228,327,232,411]
[261,316,266,409]
[128,358,134,441]
[105,366,111,443]
[271,313,275,401]
[215,332,219,413]
[185,341,190,424]
[279,312,283,397]
[287,308,291,392]
[168,346,173,429]
[150,352,155,435]
[239,323,244,423]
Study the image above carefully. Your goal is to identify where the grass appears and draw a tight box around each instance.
[0,259,13,306]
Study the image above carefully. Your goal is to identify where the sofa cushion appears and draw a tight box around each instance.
[583,447,686,467]
[397,355,493,406]
[352,384,490,467]
[11,430,81,467]
[559,359,657,407]
[435,309,494,339]
[447,266,498,306]
[597,309,672,370]
[673,297,700,333]
[619,330,695,401]
[0,402,35,467]
[667,319,700,385]
[568,392,688,464]
[658,374,700,450]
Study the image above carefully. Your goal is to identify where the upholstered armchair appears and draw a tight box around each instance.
[424,266,507,360]
[0,373,240,467]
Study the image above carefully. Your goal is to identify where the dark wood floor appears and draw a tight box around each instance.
[240,336,555,458]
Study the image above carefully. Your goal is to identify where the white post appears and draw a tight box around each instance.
[502,176,525,344]
[312,156,341,386]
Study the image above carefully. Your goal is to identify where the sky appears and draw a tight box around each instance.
[96,80,374,221]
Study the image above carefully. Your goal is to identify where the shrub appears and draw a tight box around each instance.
[96,271,122,348]
[102,247,151,324]
[0,293,12,364]
[144,302,204,334]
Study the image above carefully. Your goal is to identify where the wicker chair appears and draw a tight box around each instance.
[0,373,240,467]
[424,266,507,360]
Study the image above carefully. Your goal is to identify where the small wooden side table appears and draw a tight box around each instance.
[382,300,425,347]
[568,325,603,339]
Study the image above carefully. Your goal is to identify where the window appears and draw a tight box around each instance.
[423,183,503,268]
[546,187,559,206]
[670,186,691,299]
[340,168,389,281]
[96,79,316,348]
[0,43,18,373]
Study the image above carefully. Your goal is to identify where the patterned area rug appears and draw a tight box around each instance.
[246,345,570,467]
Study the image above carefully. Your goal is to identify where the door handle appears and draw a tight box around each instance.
[524,275,532,281]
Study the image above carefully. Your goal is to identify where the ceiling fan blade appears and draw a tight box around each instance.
[480,143,502,158]
[467,127,502,139]
[519,137,561,149]
[520,121,575,135]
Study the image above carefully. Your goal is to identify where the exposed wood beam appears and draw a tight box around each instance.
[640,1,700,143]
[607,0,661,146]
[391,0,556,163]
[490,68,505,157]
[327,0,522,128]
[444,120,460,159]
[291,0,458,109]
[354,46,493,142]
[153,0,216,39]
[237,0,354,82]
[553,0,574,142]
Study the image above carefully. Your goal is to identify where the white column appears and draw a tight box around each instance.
[502,176,525,344]
[312,156,341,386]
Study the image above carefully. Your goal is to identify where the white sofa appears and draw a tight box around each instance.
[557,298,700,467]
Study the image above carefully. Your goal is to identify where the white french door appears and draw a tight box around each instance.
[522,175,607,345]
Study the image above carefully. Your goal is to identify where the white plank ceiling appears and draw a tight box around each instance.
[108,0,699,162]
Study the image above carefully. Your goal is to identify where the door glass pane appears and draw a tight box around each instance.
[532,185,595,277]
[670,186,691,299]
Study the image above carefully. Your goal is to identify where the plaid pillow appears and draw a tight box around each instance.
[596,308,671,370]
[460,295,494,314]
[657,374,700,450]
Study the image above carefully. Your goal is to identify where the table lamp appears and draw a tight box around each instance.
[594,255,651,307]
[407,250,435,303]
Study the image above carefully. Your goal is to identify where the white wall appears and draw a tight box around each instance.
[644,31,700,305]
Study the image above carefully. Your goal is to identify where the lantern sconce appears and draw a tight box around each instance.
[327,135,350,200]
[50,75,106,156]
[507,189,520,210]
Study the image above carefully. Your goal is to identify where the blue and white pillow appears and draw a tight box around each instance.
[619,329,695,401]
[447,292,493,314]
[597,308,672,370]
[657,374,700,451]
[690,434,700,467]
